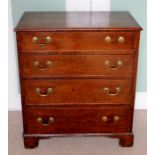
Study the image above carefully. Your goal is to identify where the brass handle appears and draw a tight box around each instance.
[118,36,125,43]
[32,36,52,46]
[104,60,123,70]
[105,36,112,43]
[33,61,52,70]
[35,88,54,97]
[101,116,108,122]
[37,117,54,126]
[103,87,121,96]
[113,116,120,122]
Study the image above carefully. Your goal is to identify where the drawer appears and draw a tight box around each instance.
[17,32,136,52]
[23,79,132,105]
[22,54,133,78]
[25,105,131,134]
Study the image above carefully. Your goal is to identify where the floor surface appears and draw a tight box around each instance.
[8,110,147,155]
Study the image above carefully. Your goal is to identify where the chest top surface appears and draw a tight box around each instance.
[15,12,142,31]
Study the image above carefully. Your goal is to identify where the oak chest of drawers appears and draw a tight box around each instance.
[14,12,142,148]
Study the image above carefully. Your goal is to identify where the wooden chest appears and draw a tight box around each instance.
[14,12,142,148]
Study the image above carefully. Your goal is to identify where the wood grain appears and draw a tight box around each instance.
[23,79,132,105]
[14,12,142,148]
[24,105,131,134]
[17,31,136,51]
[21,54,133,78]
[14,12,142,31]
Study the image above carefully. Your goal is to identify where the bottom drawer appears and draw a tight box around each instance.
[24,105,132,134]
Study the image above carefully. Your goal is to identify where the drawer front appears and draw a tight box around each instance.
[17,32,136,51]
[24,79,131,105]
[22,54,133,78]
[25,106,131,134]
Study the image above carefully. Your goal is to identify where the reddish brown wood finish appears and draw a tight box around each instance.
[23,133,134,148]
[14,12,142,31]
[24,105,131,134]
[119,134,134,147]
[107,133,134,147]
[21,54,133,78]
[14,12,142,148]
[24,137,39,148]
[17,31,136,51]
[23,79,132,105]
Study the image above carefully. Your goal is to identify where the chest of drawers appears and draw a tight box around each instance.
[14,12,142,148]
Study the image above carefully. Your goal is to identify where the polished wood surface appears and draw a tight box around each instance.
[25,105,131,134]
[24,79,131,105]
[14,12,142,31]
[15,12,142,148]
[21,54,133,78]
[17,31,136,51]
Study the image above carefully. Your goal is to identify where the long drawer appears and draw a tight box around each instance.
[21,54,133,78]
[23,79,132,105]
[24,105,131,134]
[17,31,136,51]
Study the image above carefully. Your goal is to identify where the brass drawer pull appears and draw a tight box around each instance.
[35,88,54,97]
[37,117,54,126]
[118,36,125,43]
[101,116,108,122]
[32,36,52,46]
[103,87,121,96]
[104,60,123,70]
[105,36,112,43]
[113,116,120,122]
[33,61,52,70]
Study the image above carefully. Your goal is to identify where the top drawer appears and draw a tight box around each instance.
[16,31,136,52]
